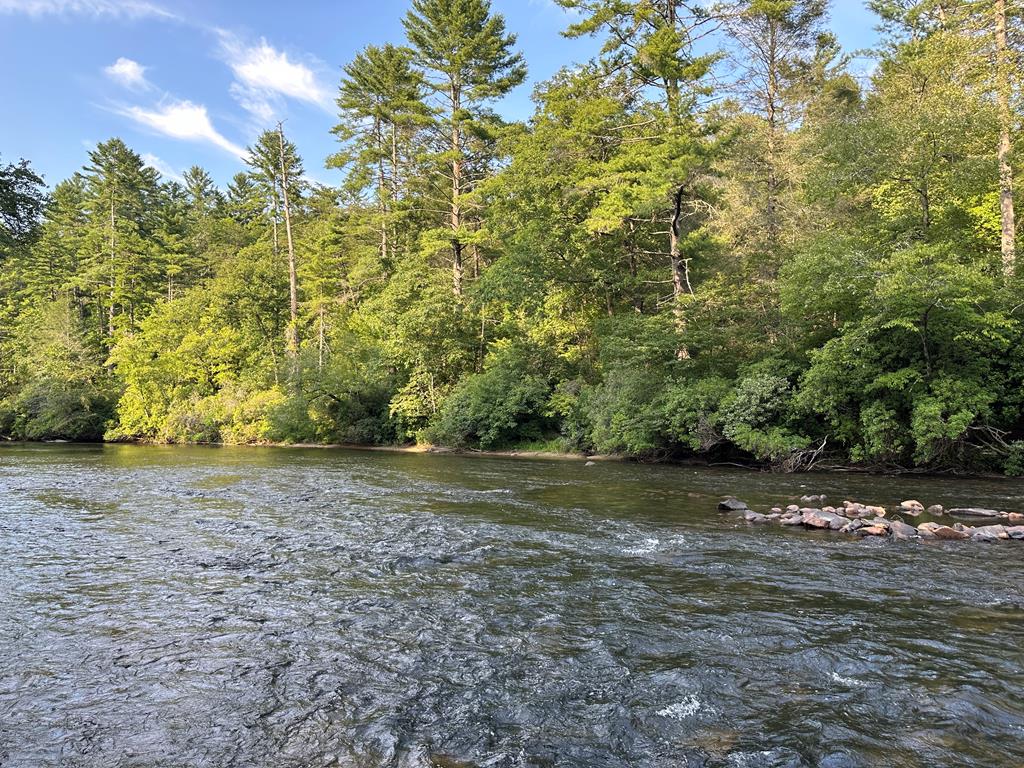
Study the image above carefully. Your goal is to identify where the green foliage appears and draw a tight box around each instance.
[426,344,552,449]
[2,0,1023,475]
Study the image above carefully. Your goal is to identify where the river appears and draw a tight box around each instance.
[1,443,1022,767]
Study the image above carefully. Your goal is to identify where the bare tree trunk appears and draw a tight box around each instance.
[277,124,300,359]
[996,0,1016,277]
[670,185,692,359]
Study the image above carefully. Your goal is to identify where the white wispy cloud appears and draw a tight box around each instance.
[218,32,333,122]
[0,0,176,19]
[141,152,183,182]
[104,57,150,89]
[118,99,247,159]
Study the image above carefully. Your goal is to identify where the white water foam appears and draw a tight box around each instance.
[656,695,704,720]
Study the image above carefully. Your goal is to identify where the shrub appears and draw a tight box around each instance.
[427,346,552,450]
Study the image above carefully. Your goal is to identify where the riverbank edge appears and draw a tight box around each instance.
[4,437,1020,479]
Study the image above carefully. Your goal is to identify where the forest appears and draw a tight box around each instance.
[1,0,1022,474]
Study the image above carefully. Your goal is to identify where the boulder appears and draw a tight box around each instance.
[946,508,1003,519]
[917,523,937,539]
[840,519,866,534]
[926,505,945,517]
[1008,513,1024,523]
[864,506,887,518]
[780,514,804,526]
[770,507,783,514]
[857,525,889,537]
[801,494,826,504]
[744,510,769,524]
[900,499,925,513]
[719,498,749,512]
[889,519,920,540]
[931,525,970,540]
[1006,526,1024,540]
[802,509,849,530]
[971,524,1009,542]
[786,504,800,513]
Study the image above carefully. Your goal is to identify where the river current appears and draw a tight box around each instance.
[1,443,1023,767]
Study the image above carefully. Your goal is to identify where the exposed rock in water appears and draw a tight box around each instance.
[719,495,1024,546]
[946,508,1003,519]
[802,509,849,530]
[931,525,970,540]
[927,505,945,517]
[971,525,1009,542]
[718,498,749,512]
[899,500,924,516]
[889,520,919,540]
[801,494,826,504]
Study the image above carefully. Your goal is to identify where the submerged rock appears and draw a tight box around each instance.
[719,498,749,512]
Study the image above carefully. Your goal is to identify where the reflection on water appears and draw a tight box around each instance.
[1,443,1023,767]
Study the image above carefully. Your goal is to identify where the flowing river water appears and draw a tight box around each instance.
[1,443,1023,768]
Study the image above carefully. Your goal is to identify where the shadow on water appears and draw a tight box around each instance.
[1,443,1023,767]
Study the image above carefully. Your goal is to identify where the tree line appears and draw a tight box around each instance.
[2,0,1023,474]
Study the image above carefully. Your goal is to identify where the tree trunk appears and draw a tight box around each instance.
[764,19,781,257]
[450,83,464,296]
[670,185,692,359]
[278,124,300,359]
[376,119,389,264]
[108,197,116,335]
[996,0,1016,277]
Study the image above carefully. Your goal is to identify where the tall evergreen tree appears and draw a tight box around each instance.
[331,43,431,267]
[403,0,527,295]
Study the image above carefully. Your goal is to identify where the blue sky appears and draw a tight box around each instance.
[0,0,882,189]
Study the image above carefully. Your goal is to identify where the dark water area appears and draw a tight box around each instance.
[1,444,1023,768]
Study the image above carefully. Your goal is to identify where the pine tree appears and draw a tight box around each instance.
[331,43,431,267]
[403,0,527,295]
[81,138,163,338]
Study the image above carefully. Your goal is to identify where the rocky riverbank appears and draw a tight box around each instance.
[719,496,1024,542]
